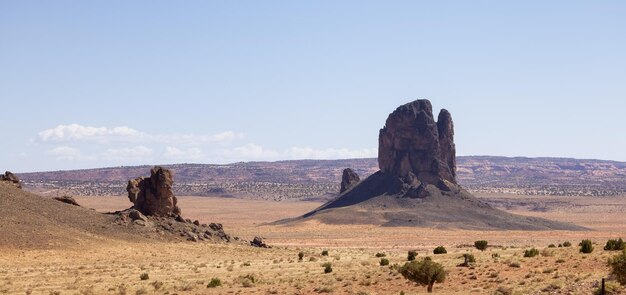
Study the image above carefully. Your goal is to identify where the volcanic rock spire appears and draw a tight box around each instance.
[127,166,181,217]
[340,168,360,193]
[378,99,456,185]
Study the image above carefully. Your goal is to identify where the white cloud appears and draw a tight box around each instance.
[103,145,153,160]
[38,124,140,142]
[219,144,376,161]
[284,147,377,159]
[163,147,205,161]
[46,146,95,161]
[37,124,243,146]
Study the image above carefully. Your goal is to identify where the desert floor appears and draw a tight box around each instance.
[1,194,626,295]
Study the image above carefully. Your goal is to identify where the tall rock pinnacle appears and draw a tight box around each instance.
[127,166,181,217]
[378,99,456,185]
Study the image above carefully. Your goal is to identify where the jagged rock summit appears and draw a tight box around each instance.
[378,100,456,185]
[282,99,586,230]
[127,166,181,217]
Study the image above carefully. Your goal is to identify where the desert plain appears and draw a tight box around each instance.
[1,192,625,295]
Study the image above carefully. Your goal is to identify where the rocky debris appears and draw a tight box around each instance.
[113,209,240,243]
[112,166,264,245]
[128,209,148,222]
[126,166,181,217]
[340,168,360,193]
[250,236,270,248]
[52,195,80,206]
[378,99,456,186]
[1,171,21,189]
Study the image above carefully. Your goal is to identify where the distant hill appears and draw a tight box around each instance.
[17,156,626,200]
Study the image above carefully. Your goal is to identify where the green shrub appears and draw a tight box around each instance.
[609,250,626,285]
[523,248,539,258]
[298,251,304,260]
[604,238,625,251]
[380,258,390,266]
[399,259,446,293]
[323,262,333,274]
[322,250,329,256]
[562,241,572,247]
[558,244,563,248]
[548,244,556,248]
[407,250,418,261]
[207,278,221,288]
[375,252,386,258]
[433,246,447,255]
[580,240,594,254]
[459,253,476,267]
[140,273,149,280]
[594,280,621,295]
[474,240,488,251]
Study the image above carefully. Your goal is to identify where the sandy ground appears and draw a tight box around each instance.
[0,194,625,294]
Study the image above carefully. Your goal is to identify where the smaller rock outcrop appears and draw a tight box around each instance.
[250,236,270,248]
[1,171,21,189]
[340,168,360,193]
[126,166,181,217]
[53,195,80,206]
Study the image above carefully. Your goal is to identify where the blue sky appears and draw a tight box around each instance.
[1,1,625,172]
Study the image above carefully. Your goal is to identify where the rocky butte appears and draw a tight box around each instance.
[378,100,456,185]
[287,99,586,230]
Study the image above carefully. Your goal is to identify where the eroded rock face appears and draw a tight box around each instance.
[1,171,21,189]
[340,168,360,193]
[126,166,181,217]
[378,99,456,185]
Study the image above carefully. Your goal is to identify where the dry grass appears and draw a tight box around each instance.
[0,193,624,294]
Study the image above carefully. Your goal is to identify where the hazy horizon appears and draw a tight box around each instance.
[2,1,626,172]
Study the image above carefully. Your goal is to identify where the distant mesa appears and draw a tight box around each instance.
[1,171,21,189]
[340,168,360,193]
[283,99,586,230]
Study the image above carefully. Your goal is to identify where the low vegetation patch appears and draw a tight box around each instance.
[474,240,488,251]
[379,258,390,266]
[433,246,447,255]
[580,239,594,254]
[407,250,418,261]
[321,250,329,256]
[604,238,625,251]
[322,262,333,274]
[523,248,539,258]
[399,258,446,293]
[139,273,149,280]
[609,250,626,284]
[458,253,476,267]
[207,278,221,288]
